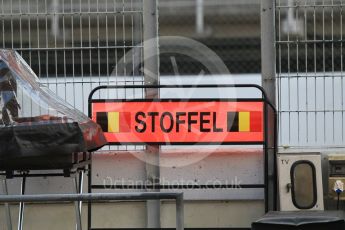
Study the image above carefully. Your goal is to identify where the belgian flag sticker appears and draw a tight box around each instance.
[227,111,262,132]
[96,112,131,133]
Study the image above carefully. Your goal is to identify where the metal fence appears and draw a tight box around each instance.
[0,192,184,230]
[276,0,345,148]
[158,0,262,75]
[0,0,146,151]
[0,0,144,112]
[2,0,343,148]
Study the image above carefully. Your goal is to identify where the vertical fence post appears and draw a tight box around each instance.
[143,0,161,228]
[1,176,12,230]
[261,0,276,104]
[176,193,184,230]
[196,0,204,35]
[261,0,277,212]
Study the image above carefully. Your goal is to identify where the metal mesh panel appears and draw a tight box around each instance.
[0,0,145,151]
[276,0,345,147]
[158,0,261,75]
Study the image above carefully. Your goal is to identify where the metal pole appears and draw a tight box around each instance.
[73,172,83,230]
[133,1,142,77]
[87,162,92,230]
[73,172,82,230]
[196,0,204,35]
[1,176,12,230]
[78,171,84,214]
[51,0,60,37]
[0,192,183,203]
[261,0,276,104]
[143,0,160,228]
[18,176,26,230]
[261,0,277,211]
[176,194,184,230]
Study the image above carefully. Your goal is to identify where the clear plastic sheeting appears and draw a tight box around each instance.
[0,49,106,168]
[0,50,87,125]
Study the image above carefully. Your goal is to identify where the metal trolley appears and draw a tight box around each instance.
[0,152,91,230]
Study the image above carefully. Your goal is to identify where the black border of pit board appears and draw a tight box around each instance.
[88,84,278,227]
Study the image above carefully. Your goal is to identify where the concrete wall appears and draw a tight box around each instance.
[2,149,345,228]
[0,148,265,229]
[0,201,264,229]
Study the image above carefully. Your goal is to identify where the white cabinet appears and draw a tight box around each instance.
[277,153,324,211]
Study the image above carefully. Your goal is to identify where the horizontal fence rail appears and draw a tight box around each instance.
[0,192,184,230]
